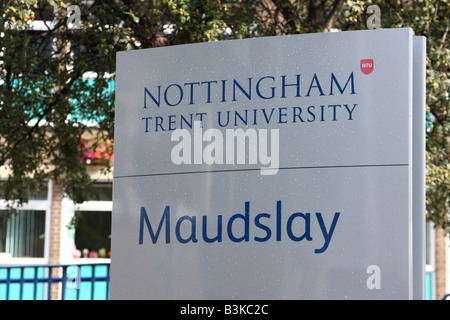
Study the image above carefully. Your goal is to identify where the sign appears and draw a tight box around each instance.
[360,59,374,75]
[111,28,425,299]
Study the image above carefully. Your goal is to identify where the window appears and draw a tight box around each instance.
[0,180,50,261]
[34,5,55,22]
[74,211,111,258]
[88,183,113,202]
[425,220,436,299]
[0,210,46,258]
[0,181,48,201]
[65,182,113,260]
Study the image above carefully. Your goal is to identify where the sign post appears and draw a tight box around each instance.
[111,28,426,299]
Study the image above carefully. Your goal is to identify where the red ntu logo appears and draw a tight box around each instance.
[360,59,374,75]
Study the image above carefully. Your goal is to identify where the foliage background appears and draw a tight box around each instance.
[0,0,448,232]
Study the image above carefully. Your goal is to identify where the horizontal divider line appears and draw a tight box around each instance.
[114,163,409,179]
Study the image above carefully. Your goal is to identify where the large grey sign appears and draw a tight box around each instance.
[111,28,425,299]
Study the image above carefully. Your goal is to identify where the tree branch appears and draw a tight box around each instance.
[324,0,344,32]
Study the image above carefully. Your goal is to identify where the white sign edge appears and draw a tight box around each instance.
[412,35,427,300]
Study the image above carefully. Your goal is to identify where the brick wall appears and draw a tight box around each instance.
[435,227,447,300]
[49,181,63,264]
[49,180,64,299]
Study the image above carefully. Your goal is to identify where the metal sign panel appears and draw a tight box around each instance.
[111,28,425,299]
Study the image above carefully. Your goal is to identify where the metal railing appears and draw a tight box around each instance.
[0,262,110,300]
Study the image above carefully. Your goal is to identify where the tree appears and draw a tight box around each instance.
[0,0,448,233]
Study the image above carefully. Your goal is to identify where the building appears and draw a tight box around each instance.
[0,165,113,299]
